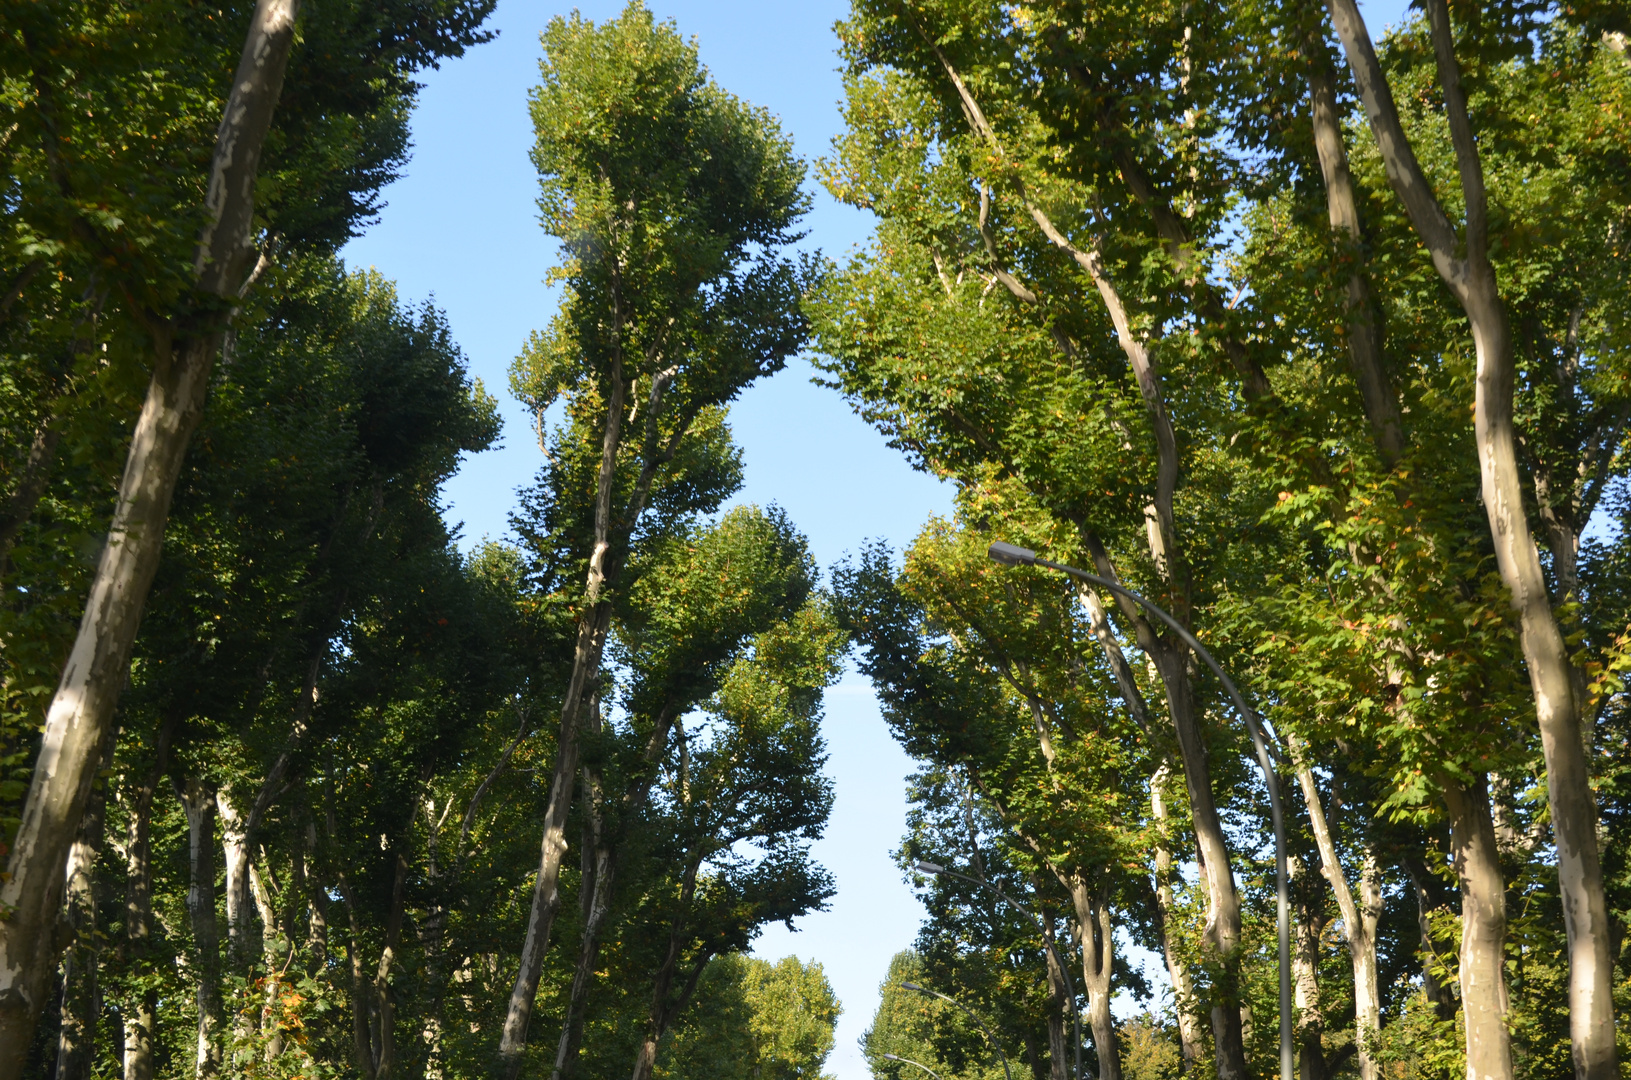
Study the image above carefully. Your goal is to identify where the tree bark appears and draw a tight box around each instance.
[0,4,300,1070]
[1443,778,1513,1080]
[339,870,377,1080]
[121,718,175,1080]
[1040,909,1071,1080]
[180,779,225,1080]
[1403,855,1454,1019]
[1150,766,1204,1073]
[1068,879,1121,1080]
[54,740,111,1080]
[374,852,409,1080]
[1294,757,1380,1080]
[218,790,255,973]
[1325,4,1616,1074]
[1304,42,1400,469]
[497,345,628,1078]
[1291,878,1325,1080]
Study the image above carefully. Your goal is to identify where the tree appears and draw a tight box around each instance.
[0,0,496,1065]
[496,7,817,1070]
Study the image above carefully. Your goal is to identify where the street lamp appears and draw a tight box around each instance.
[900,982,1014,1080]
[987,541,1292,1080]
[883,1053,944,1080]
[913,859,1081,1080]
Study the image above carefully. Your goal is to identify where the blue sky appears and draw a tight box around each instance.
[340,1,1412,1075]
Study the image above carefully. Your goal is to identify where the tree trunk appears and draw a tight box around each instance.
[1291,870,1326,1080]
[218,791,255,973]
[121,720,174,1080]
[180,779,225,1080]
[553,722,614,1080]
[1041,911,1071,1080]
[1326,3,1616,1074]
[1069,879,1121,1080]
[498,347,630,1078]
[336,869,376,1080]
[123,802,157,1080]
[1151,766,1204,1073]
[1294,757,1379,1080]
[1147,643,1248,1080]
[1304,39,1400,469]
[629,863,713,1080]
[0,5,300,1069]
[1403,855,1454,1019]
[374,852,409,1080]
[55,743,111,1080]
[1444,778,1513,1080]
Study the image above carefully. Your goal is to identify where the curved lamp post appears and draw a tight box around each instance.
[913,859,1081,1080]
[987,541,1292,1080]
[901,982,1014,1080]
[883,1053,944,1080]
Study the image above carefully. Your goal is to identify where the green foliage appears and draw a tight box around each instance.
[662,953,841,1080]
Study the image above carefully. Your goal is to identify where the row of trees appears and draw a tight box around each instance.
[814,2,1631,1080]
[2,3,843,1079]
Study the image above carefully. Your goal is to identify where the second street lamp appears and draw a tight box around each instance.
[883,1053,944,1080]
[987,540,1293,1080]
[901,982,1014,1080]
[913,859,1081,1080]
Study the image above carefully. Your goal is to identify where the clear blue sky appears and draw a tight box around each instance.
[340,1,1411,1075]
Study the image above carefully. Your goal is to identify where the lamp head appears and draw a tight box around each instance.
[884,1054,903,1062]
[988,541,1037,566]
[901,981,925,993]
[914,860,944,875]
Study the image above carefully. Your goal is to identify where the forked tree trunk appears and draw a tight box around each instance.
[1326,4,1616,1076]
[1304,39,1400,470]
[926,40,1248,1075]
[1068,879,1121,1080]
[1443,778,1513,1080]
[501,334,699,1075]
[552,692,618,1080]
[0,5,300,1071]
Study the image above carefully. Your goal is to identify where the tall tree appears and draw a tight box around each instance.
[496,5,815,1072]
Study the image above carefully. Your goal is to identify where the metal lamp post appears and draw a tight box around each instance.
[883,1052,945,1080]
[900,982,1014,1080]
[913,859,1082,1080]
[986,540,1293,1080]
